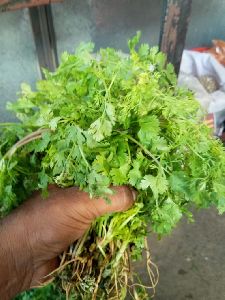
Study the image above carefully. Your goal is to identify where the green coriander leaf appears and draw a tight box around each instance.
[128,31,141,51]
[34,131,51,153]
[140,172,168,199]
[128,160,142,186]
[138,43,149,58]
[49,117,61,130]
[169,171,190,197]
[89,119,112,142]
[151,198,182,235]
[110,163,130,185]
[138,115,160,146]
[105,103,116,125]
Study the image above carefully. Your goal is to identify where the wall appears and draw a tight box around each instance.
[186,0,225,48]
[0,9,39,121]
[51,0,162,57]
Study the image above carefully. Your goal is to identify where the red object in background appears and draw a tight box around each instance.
[192,47,210,53]
[204,113,214,132]
[192,41,225,66]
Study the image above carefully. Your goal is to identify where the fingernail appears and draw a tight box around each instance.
[131,189,137,201]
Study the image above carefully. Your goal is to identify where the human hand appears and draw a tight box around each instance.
[0,186,135,299]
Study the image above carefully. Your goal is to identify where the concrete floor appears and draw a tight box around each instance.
[135,208,225,300]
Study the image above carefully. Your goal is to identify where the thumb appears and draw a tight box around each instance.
[89,186,136,219]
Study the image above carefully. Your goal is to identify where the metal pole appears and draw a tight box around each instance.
[159,0,192,75]
[29,4,58,76]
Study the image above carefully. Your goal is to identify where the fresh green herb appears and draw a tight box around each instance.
[1,32,225,299]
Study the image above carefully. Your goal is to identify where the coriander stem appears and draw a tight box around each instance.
[78,145,91,169]
[0,123,19,127]
[127,135,169,175]
[188,144,204,160]
[127,141,131,163]
[3,128,50,160]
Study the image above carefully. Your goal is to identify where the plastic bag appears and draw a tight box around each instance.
[179,50,225,136]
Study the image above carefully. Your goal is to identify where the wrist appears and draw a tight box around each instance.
[0,212,33,299]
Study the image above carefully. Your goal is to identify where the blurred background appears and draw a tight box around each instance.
[1,1,225,299]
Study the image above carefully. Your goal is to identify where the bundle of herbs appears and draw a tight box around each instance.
[1,33,225,299]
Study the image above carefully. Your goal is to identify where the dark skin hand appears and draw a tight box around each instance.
[0,185,135,300]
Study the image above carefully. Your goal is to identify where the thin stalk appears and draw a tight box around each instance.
[78,145,91,169]
[0,122,20,127]
[75,230,90,256]
[2,128,50,160]
[127,135,169,175]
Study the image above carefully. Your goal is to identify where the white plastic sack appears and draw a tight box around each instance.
[178,50,225,135]
[180,50,225,90]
